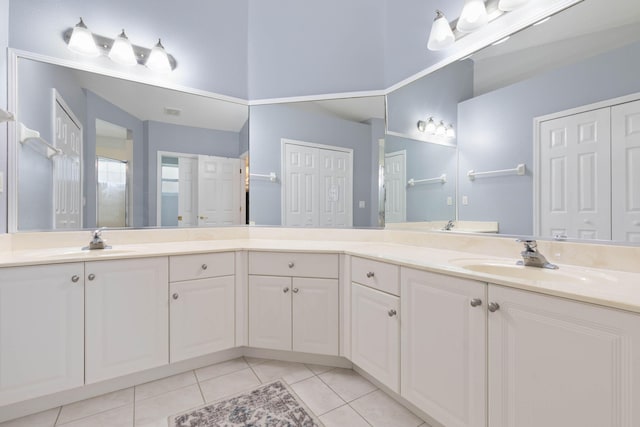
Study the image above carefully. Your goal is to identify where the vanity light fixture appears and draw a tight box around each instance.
[417,117,455,139]
[435,121,447,136]
[64,19,177,72]
[427,10,455,51]
[446,124,455,138]
[457,0,489,33]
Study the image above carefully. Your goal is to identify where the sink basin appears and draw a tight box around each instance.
[450,259,618,285]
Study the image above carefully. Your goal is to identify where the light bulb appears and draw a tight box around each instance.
[417,120,427,132]
[498,0,530,12]
[427,10,455,51]
[68,18,100,57]
[425,118,437,133]
[109,30,137,66]
[457,0,489,33]
[446,124,455,138]
[436,121,447,136]
[145,39,172,73]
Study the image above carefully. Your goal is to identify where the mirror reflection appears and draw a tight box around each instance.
[385,0,640,242]
[249,97,385,228]
[14,58,249,231]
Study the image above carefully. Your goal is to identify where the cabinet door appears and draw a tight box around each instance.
[248,275,292,351]
[0,263,84,406]
[351,283,399,392]
[170,276,235,363]
[488,284,640,427]
[85,258,169,384]
[292,278,339,356]
[401,268,486,427]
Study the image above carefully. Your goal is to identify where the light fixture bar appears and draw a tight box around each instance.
[63,28,178,70]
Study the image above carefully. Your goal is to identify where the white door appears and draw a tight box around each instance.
[54,95,82,229]
[384,151,406,223]
[248,275,292,351]
[292,278,339,356]
[283,143,319,227]
[85,258,168,384]
[178,157,197,227]
[170,276,235,363]
[401,268,486,427]
[539,108,611,239]
[318,149,353,227]
[0,263,84,406]
[197,155,242,226]
[351,283,400,393]
[488,284,640,427]
[612,100,640,242]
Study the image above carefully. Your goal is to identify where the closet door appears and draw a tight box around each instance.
[539,108,611,240]
[612,100,640,242]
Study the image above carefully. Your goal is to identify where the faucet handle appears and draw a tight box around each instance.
[516,239,537,251]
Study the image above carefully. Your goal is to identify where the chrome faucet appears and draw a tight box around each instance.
[87,228,110,250]
[442,220,455,231]
[517,239,558,269]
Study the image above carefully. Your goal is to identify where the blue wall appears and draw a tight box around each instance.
[458,40,640,235]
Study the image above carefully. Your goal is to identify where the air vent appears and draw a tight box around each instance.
[164,107,182,116]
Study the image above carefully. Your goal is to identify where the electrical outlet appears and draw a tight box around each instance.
[447,196,453,206]
[462,195,469,205]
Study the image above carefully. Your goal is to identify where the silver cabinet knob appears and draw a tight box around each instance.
[470,298,482,307]
[366,272,375,278]
[283,287,290,293]
[288,262,294,268]
[201,264,208,270]
[88,273,96,281]
[388,309,397,317]
[172,293,179,300]
[488,302,500,312]
[71,275,80,283]
[292,288,299,293]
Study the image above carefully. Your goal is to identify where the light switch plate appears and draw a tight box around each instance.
[447,196,453,206]
[462,195,469,205]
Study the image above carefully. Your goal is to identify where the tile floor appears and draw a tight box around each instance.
[0,357,430,427]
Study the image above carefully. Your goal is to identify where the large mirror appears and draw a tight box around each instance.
[249,97,385,228]
[385,0,640,243]
[13,57,249,232]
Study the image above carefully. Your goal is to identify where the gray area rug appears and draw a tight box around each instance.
[170,380,324,427]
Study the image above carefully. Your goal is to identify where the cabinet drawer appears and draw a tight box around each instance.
[170,252,235,282]
[249,252,339,278]
[351,256,400,296]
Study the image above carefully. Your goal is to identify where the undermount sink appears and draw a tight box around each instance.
[450,259,618,285]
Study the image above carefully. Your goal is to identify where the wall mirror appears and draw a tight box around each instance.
[385,0,640,243]
[11,56,249,232]
[249,97,386,228]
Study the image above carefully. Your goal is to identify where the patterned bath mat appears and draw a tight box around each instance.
[170,380,324,427]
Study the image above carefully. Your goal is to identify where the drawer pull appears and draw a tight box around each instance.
[292,288,299,294]
[288,262,295,268]
[470,298,482,307]
[88,273,96,281]
[388,309,397,317]
[488,302,500,313]
[71,275,80,283]
[366,271,375,278]
[283,287,290,293]
[201,264,208,270]
[173,293,179,300]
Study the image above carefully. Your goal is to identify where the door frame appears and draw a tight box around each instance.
[156,150,198,227]
[384,150,407,223]
[280,138,354,227]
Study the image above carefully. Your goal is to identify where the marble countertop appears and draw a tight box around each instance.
[1,238,639,315]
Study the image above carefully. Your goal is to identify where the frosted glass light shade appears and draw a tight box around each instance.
[436,121,447,136]
[499,0,530,12]
[425,118,437,133]
[146,39,172,73]
[427,10,455,51]
[68,18,100,57]
[446,124,456,138]
[457,0,489,33]
[109,30,137,66]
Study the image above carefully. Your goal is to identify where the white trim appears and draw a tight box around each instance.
[385,130,457,148]
[248,89,387,106]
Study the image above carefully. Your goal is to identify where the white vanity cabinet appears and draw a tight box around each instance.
[0,263,84,406]
[248,252,339,356]
[350,257,400,393]
[401,267,486,427]
[85,257,169,384]
[169,252,235,362]
[487,284,640,427]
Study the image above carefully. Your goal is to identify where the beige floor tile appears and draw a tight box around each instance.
[57,388,133,425]
[305,363,335,375]
[0,408,60,427]
[320,404,371,427]
[198,368,261,403]
[350,390,423,427]
[289,376,344,416]
[194,358,249,382]
[56,404,132,427]
[319,368,377,402]
[243,356,268,366]
[250,359,314,384]
[135,371,197,402]
[134,384,203,427]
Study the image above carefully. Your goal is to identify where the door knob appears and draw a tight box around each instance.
[488,302,500,312]
[366,272,375,278]
[292,288,299,293]
[388,309,397,317]
[288,262,294,268]
[470,298,482,307]
[283,287,290,293]
[172,293,179,300]
[87,273,95,281]
[201,264,208,270]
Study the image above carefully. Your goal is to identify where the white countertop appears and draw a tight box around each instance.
[2,237,639,315]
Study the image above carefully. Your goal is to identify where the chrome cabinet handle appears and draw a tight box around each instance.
[488,302,500,312]
[366,272,375,278]
[88,273,95,281]
[292,288,299,293]
[283,287,290,293]
[201,264,208,270]
[172,293,179,300]
[470,298,482,307]
[288,262,294,268]
[71,275,80,283]
[388,309,397,317]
